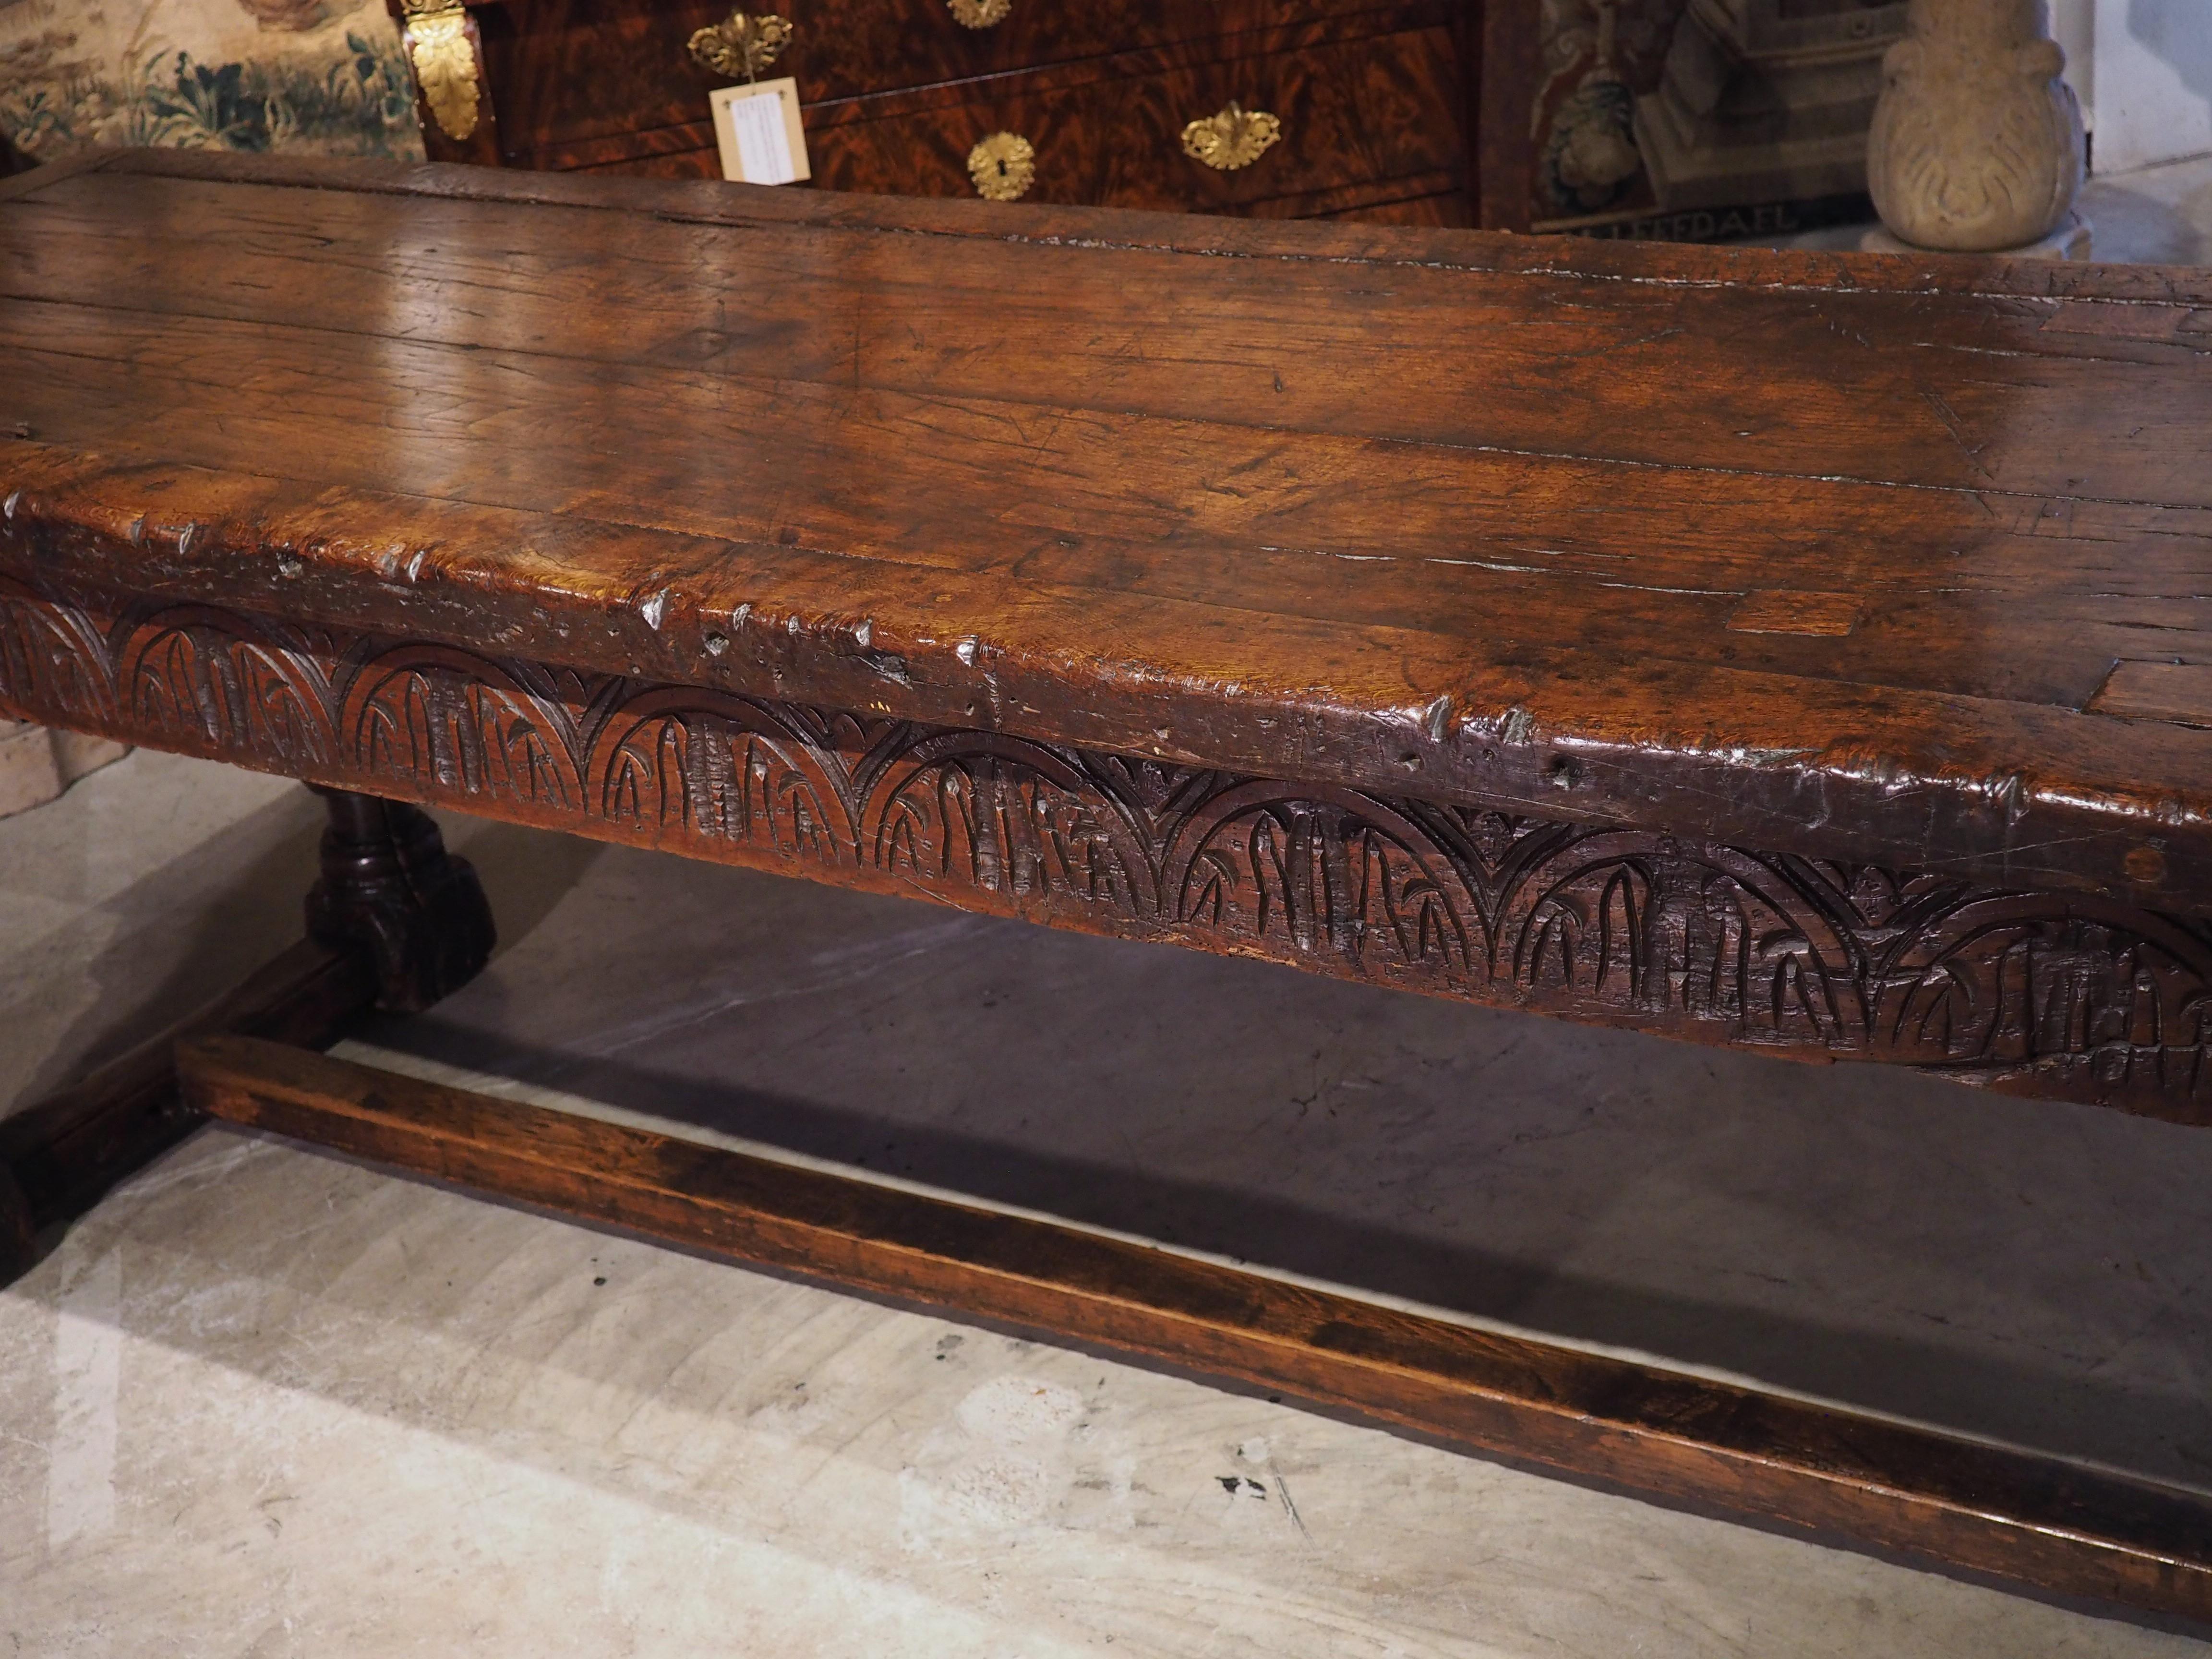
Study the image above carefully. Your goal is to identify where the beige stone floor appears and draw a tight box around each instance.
[8,744,2212,1658]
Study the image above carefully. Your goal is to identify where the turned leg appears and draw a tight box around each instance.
[0,787,495,1277]
[306,788,495,1013]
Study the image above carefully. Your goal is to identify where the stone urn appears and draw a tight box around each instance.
[1866,0,2084,252]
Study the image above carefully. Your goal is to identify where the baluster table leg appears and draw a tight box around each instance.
[0,787,495,1279]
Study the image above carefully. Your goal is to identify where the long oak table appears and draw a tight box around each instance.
[5,148,2212,1623]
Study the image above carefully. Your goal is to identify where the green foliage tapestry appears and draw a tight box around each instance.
[1,0,423,162]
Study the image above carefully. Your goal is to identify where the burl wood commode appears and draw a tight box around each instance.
[389,0,1492,224]
[7,148,2212,1622]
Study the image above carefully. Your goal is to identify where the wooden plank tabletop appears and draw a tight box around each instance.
[4,149,2212,906]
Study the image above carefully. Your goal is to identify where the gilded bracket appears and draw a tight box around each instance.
[398,0,482,143]
[688,12,795,81]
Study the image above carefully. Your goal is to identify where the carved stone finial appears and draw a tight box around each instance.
[1867,0,2084,252]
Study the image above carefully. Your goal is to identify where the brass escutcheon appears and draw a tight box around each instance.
[1180,102,1281,171]
[967,131,1035,201]
[946,0,1012,24]
[688,11,794,80]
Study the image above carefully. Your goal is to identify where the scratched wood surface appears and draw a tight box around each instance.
[5,151,2212,887]
[5,151,2212,1112]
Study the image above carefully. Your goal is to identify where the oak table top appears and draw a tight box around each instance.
[6,148,2212,1115]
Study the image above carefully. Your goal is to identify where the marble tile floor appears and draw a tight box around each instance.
[7,750,2212,1657]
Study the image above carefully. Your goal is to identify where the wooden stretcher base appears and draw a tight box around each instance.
[167,1030,2212,1628]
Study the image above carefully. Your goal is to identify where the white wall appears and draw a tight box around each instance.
[2087,0,2212,174]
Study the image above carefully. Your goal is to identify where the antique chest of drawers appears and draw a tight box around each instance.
[389,0,1483,223]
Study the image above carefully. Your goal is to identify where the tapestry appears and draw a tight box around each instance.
[0,0,422,163]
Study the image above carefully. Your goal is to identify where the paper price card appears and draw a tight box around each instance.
[710,79,810,186]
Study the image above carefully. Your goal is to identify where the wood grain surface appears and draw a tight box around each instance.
[799,27,1464,212]
[1474,0,1536,229]
[176,1032,2212,1627]
[4,152,2211,917]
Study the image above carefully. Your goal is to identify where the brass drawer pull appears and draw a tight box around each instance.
[967,132,1035,200]
[1181,102,1281,171]
[947,0,1011,25]
[688,11,793,80]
